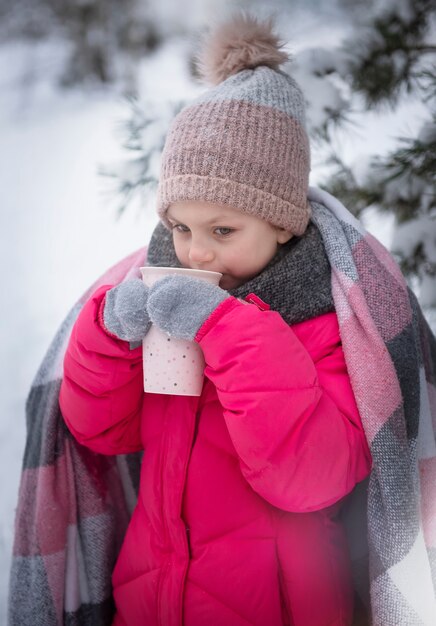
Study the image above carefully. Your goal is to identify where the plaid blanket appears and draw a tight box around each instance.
[8,188,436,625]
[8,248,147,626]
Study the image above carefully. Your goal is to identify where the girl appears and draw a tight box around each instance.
[11,13,434,626]
[59,14,372,626]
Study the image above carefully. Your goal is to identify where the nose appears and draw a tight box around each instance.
[188,239,214,266]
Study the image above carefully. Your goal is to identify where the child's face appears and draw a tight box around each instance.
[167,200,293,290]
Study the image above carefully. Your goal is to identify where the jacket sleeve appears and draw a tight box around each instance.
[59,284,144,455]
[195,297,372,513]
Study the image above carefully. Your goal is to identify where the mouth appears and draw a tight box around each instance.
[184,264,231,287]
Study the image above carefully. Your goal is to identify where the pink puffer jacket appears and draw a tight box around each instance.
[59,285,371,626]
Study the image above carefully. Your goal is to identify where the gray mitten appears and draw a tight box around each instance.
[103,278,151,343]
[146,275,229,341]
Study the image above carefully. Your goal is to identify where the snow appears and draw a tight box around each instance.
[0,8,433,620]
[393,215,436,308]
[0,41,162,619]
[373,0,415,23]
[419,120,436,144]
[291,48,348,131]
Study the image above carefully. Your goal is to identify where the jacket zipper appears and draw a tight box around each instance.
[176,395,201,625]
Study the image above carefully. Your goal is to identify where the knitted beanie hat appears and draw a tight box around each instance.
[156,14,311,236]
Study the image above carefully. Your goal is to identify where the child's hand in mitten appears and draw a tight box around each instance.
[146,275,229,341]
[103,278,151,342]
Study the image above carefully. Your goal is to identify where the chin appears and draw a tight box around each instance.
[220,276,242,290]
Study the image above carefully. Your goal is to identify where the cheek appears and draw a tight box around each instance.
[226,245,260,273]
[240,240,273,262]
[172,238,187,263]
[224,246,250,267]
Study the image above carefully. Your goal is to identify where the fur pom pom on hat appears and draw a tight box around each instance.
[157,13,311,235]
[196,14,289,85]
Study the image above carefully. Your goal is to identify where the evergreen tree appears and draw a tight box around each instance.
[316,0,436,313]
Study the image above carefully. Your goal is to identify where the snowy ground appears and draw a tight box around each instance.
[0,13,427,619]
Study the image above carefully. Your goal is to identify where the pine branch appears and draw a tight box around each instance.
[407,46,436,54]
[374,118,436,207]
[100,96,186,218]
[317,1,436,309]
[320,152,382,219]
[343,2,435,107]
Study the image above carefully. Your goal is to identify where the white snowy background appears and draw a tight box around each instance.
[0,1,430,619]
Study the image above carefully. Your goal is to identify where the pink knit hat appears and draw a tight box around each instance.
[157,14,311,236]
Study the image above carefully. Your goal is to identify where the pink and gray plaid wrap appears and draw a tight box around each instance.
[8,189,436,625]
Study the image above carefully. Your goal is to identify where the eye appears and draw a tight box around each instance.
[214,227,234,237]
[171,223,190,233]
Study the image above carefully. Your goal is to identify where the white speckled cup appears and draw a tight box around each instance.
[140,266,223,396]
